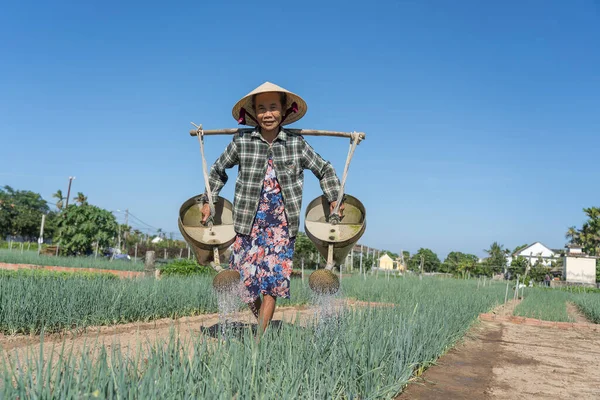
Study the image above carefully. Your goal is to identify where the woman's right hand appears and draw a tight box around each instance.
[201,203,211,224]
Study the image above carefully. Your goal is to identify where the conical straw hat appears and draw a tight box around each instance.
[232,82,307,126]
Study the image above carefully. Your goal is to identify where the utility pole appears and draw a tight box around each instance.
[124,209,129,248]
[65,176,76,208]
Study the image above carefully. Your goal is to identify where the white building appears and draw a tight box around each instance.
[563,244,597,285]
[507,242,558,266]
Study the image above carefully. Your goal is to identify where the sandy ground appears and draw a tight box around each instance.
[400,300,600,399]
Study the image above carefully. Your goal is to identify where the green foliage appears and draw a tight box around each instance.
[293,231,319,266]
[56,202,118,255]
[407,248,441,272]
[381,249,399,259]
[512,243,529,254]
[442,251,478,274]
[402,250,410,263]
[0,249,143,271]
[352,252,375,271]
[0,276,506,398]
[528,259,551,283]
[0,185,51,240]
[509,256,528,276]
[514,288,573,322]
[160,259,216,277]
[572,292,600,323]
[0,274,313,335]
[0,268,118,280]
[483,241,508,274]
[566,206,600,256]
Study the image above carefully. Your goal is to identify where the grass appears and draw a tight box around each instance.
[572,292,600,323]
[0,248,144,271]
[0,275,506,398]
[0,270,313,335]
[513,288,573,322]
[512,286,600,323]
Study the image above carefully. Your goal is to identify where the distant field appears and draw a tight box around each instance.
[0,249,144,271]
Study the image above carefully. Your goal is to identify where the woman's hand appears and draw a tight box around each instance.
[330,201,345,217]
[201,203,211,224]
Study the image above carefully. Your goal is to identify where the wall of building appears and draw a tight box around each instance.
[379,256,394,270]
[563,256,596,284]
[517,243,556,266]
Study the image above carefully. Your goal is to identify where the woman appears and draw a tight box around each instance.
[200,82,344,334]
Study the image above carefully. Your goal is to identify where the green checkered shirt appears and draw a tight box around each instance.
[201,128,341,237]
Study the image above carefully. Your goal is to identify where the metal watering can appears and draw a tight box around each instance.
[177,195,235,266]
[304,194,367,294]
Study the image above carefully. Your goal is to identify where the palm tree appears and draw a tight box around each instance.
[52,189,65,211]
[565,226,580,244]
[484,242,508,275]
[73,192,88,205]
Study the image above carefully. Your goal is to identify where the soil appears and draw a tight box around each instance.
[0,262,144,278]
[399,301,600,399]
[566,302,590,324]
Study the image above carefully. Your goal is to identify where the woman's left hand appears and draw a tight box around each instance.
[330,201,345,217]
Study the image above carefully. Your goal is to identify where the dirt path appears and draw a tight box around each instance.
[0,262,144,278]
[400,302,600,399]
[566,302,590,324]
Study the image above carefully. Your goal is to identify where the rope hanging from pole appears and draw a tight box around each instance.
[330,131,361,222]
[192,122,215,230]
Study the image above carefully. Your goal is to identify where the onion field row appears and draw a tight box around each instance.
[0,276,506,398]
[0,249,143,271]
[513,287,600,323]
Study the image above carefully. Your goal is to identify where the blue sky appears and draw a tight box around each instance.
[1,1,599,259]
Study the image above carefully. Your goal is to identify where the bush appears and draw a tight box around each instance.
[160,259,216,277]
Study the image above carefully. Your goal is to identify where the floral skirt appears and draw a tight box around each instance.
[229,158,295,303]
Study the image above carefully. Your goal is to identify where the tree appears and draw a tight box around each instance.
[0,188,16,238]
[565,226,580,245]
[512,243,529,255]
[52,190,65,211]
[529,259,550,283]
[456,257,482,277]
[581,207,600,256]
[442,251,479,274]
[0,185,50,240]
[292,231,319,267]
[381,250,399,259]
[566,207,600,257]
[407,248,441,273]
[56,203,118,255]
[353,252,375,272]
[508,256,528,277]
[73,192,88,206]
[483,242,509,275]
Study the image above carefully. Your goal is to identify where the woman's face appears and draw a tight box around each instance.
[254,92,283,132]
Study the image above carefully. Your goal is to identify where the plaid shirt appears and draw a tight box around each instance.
[201,128,341,237]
